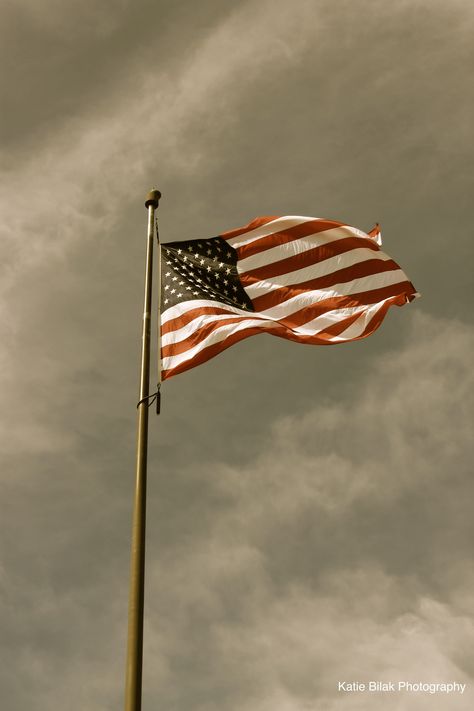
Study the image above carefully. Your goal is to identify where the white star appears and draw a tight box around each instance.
[223,279,228,286]
[212,256,218,262]
[177,292,183,298]
[164,285,170,291]
[187,246,193,252]
[164,298,169,304]
[200,258,205,265]
[186,286,192,291]
[183,256,188,262]
[218,262,224,268]
[177,248,182,255]
[206,248,212,255]
[172,276,178,281]
[194,253,199,259]
[207,265,211,272]
[225,267,231,274]
[165,271,171,277]
[171,288,176,294]
[226,251,232,258]
[192,290,199,295]
[179,280,185,286]
[233,285,238,292]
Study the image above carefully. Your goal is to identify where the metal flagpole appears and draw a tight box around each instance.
[156,215,162,414]
[124,188,161,711]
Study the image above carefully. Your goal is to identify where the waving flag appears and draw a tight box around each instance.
[160,215,418,380]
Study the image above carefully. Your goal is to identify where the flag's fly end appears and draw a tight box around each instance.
[368,223,382,245]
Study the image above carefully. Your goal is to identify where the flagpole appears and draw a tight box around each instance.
[124,188,161,711]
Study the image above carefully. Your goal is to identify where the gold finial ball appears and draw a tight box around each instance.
[145,189,161,208]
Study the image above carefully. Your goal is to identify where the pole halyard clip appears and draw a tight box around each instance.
[136,383,161,415]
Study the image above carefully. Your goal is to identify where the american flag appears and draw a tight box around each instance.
[160,215,418,380]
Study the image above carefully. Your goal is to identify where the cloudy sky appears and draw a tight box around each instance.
[1,1,473,709]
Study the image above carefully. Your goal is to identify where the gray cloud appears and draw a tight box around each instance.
[1,0,473,709]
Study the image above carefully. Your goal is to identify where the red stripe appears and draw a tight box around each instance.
[240,236,380,282]
[251,259,401,312]
[220,216,279,242]
[162,314,251,358]
[234,219,345,261]
[357,293,409,337]
[161,305,236,336]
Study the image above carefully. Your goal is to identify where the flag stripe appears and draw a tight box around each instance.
[337,292,409,342]
[331,297,398,341]
[222,215,314,249]
[161,301,249,330]
[219,215,279,244]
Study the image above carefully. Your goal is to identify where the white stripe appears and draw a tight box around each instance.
[282,303,369,336]
[225,216,318,248]
[242,248,394,300]
[161,298,250,326]
[161,311,250,347]
[238,225,378,274]
[331,310,368,341]
[330,297,395,341]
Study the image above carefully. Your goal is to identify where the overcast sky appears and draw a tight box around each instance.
[1,1,473,709]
